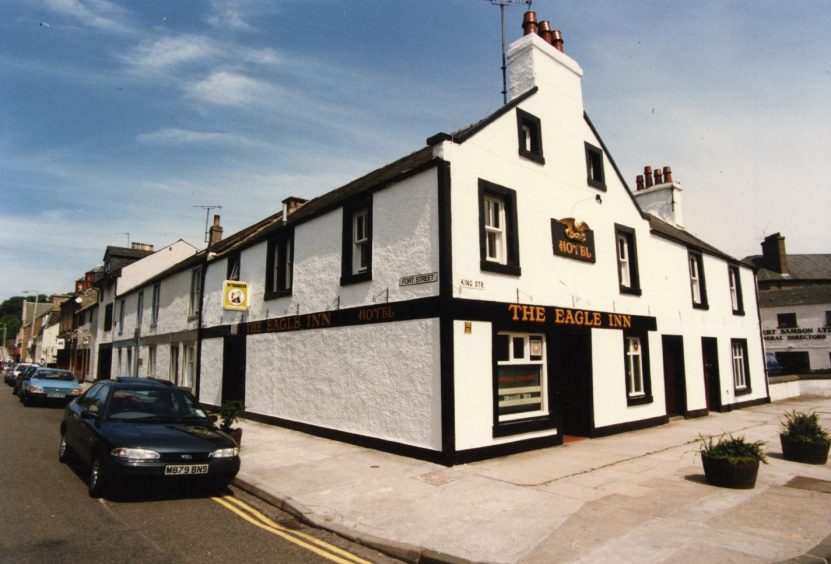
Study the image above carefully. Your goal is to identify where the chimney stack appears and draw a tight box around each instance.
[761,233,789,274]
[282,197,308,224]
[208,214,223,248]
[632,164,684,227]
[131,242,154,252]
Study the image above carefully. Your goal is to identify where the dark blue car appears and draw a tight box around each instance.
[60,379,240,498]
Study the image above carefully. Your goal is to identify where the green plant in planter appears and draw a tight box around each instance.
[218,400,245,433]
[699,434,767,489]
[779,410,830,464]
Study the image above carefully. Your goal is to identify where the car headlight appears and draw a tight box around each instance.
[27,385,43,393]
[111,447,160,461]
[210,447,239,459]
[71,387,82,395]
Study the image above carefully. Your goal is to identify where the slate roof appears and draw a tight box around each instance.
[647,216,744,265]
[744,254,831,283]
[757,283,831,308]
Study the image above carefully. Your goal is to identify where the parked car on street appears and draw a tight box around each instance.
[13,364,40,395]
[19,368,82,406]
[6,363,37,387]
[59,379,240,498]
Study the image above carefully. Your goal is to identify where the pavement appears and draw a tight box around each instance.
[231,395,831,564]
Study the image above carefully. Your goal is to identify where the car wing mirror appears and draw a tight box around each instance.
[81,410,98,421]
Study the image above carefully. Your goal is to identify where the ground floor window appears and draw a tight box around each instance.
[183,344,196,389]
[731,339,751,395]
[495,332,547,421]
[169,345,180,384]
[148,345,157,377]
[624,331,652,405]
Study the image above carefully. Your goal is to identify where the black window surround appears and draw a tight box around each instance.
[614,224,641,296]
[340,196,373,286]
[265,230,294,300]
[731,338,752,396]
[478,179,521,276]
[728,264,745,316]
[688,251,709,310]
[624,329,653,406]
[226,252,241,281]
[104,303,113,331]
[516,108,545,165]
[584,142,606,191]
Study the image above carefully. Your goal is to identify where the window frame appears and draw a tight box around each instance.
[265,230,294,299]
[728,265,745,315]
[104,303,113,332]
[189,267,202,318]
[117,299,125,335]
[516,108,544,164]
[624,331,652,406]
[136,290,144,331]
[688,251,709,309]
[340,197,372,285]
[584,142,606,191]
[150,283,160,327]
[478,179,521,276]
[777,313,797,329]
[614,224,641,296]
[731,339,752,395]
[226,252,241,281]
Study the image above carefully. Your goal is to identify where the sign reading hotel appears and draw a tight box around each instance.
[551,217,596,263]
[223,281,250,311]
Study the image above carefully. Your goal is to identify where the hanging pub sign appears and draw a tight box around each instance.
[551,217,596,263]
[223,281,250,311]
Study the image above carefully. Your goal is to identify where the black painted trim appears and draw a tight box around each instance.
[478,179,521,276]
[686,408,708,419]
[437,161,456,463]
[340,196,373,286]
[265,229,294,300]
[614,223,642,296]
[688,250,709,310]
[584,142,606,191]
[516,108,545,164]
[592,415,668,438]
[729,264,745,316]
[722,395,770,412]
[452,433,561,465]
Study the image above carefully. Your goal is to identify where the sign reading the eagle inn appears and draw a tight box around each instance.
[551,217,596,263]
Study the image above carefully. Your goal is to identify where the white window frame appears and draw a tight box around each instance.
[189,268,202,317]
[484,195,506,264]
[625,336,645,397]
[689,255,702,304]
[496,332,547,422]
[732,341,747,390]
[148,345,157,377]
[117,300,125,335]
[169,344,180,383]
[352,209,369,275]
[729,268,739,312]
[136,291,144,330]
[151,283,160,327]
[617,234,631,288]
[183,344,195,389]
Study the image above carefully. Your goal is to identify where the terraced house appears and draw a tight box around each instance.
[188,14,768,465]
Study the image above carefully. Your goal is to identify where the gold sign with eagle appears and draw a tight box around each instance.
[551,217,596,263]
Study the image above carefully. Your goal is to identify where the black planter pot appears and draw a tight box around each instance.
[228,427,243,447]
[701,454,760,489]
[780,434,830,465]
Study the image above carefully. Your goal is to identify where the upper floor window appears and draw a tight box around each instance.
[104,303,113,332]
[227,253,240,281]
[341,197,372,285]
[624,331,652,406]
[479,179,520,276]
[117,300,125,335]
[615,224,641,295]
[728,265,744,315]
[150,283,160,327]
[189,267,202,318]
[688,251,708,309]
[825,311,831,327]
[516,108,544,164]
[266,231,293,299]
[136,291,144,330]
[584,142,606,190]
[777,313,797,328]
[731,339,751,394]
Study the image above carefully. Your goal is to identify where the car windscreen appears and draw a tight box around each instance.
[34,370,76,381]
[106,387,209,422]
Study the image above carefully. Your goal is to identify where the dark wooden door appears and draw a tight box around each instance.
[97,344,112,380]
[221,335,246,404]
[662,335,686,417]
[553,329,592,436]
[702,337,721,411]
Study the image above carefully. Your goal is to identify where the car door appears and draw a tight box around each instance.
[68,383,108,465]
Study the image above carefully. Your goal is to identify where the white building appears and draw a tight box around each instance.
[193,15,768,465]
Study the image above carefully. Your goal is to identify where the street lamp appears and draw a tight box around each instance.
[22,290,40,363]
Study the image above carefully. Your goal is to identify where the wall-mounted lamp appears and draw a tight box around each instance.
[595,194,603,204]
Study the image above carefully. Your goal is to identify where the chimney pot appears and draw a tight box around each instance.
[537,20,554,44]
[644,166,654,188]
[551,29,564,52]
[522,11,538,35]
[663,166,673,183]
[636,175,644,191]
[654,168,663,184]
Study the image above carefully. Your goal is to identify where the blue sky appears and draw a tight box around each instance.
[1,0,829,301]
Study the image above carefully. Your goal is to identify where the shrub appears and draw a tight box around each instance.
[780,410,830,445]
[218,400,245,432]
[699,434,767,464]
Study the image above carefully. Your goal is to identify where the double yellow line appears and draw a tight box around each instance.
[212,495,372,564]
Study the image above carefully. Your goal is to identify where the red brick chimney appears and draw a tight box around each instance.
[208,215,223,248]
[761,233,788,274]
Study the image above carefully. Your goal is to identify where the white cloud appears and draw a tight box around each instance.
[186,70,272,107]
[137,127,265,149]
[121,35,219,74]
[43,0,133,34]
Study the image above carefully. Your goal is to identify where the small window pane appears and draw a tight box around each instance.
[495,334,510,362]
[512,337,525,360]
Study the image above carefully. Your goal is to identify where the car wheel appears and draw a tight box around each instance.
[88,456,108,498]
[58,435,72,463]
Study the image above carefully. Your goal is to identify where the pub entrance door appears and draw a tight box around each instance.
[553,329,593,437]
[662,335,686,417]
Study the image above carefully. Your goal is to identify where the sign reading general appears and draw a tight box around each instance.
[223,281,250,311]
[551,217,596,263]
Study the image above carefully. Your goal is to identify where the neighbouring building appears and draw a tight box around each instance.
[190,13,768,465]
[746,233,831,374]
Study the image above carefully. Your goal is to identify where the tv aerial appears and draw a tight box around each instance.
[483,0,533,104]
